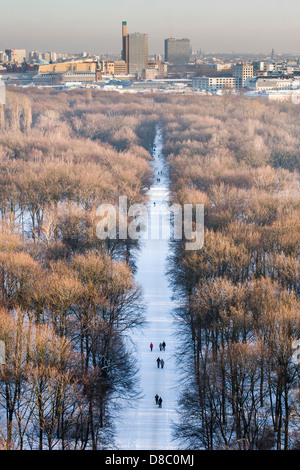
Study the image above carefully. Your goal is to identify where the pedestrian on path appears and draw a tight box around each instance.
[156,357,161,368]
[150,342,153,351]
[162,341,166,351]
[160,358,164,369]
[159,343,162,351]
[158,397,162,408]
[155,394,159,405]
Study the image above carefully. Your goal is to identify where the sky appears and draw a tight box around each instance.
[0,0,299,56]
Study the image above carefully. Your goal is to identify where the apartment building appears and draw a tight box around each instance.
[232,63,253,88]
[147,59,167,77]
[100,60,128,75]
[0,51,8,63]
[192,76,235,92]
[5,49,26,64]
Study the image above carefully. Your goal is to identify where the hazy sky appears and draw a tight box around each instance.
[1,0,299,55]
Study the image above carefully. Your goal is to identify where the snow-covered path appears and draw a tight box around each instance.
[114,127,180,450]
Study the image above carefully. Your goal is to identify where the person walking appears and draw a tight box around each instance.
[159,343,162,351]
[155,394,159,405]
[156,357,160,368]
[158,397,162,408]
[150,342,153,351]
[162,341,166,351]
[160,358,164,369]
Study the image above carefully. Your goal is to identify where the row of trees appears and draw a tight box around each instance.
[0,246,144,449]
[0,88,159,449]
[159,94,300,449]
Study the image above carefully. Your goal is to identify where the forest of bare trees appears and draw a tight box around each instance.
[0,87,159,449]
[0,87,299,450]
[160,94,300,450]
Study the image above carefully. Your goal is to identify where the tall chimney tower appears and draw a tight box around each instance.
[122,21,128,63]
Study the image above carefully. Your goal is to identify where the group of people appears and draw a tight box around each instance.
[156,357,164,368]
[157,170,163,183]
[150,341,166,353]
[150,342,167,408]
[155,394,163,408]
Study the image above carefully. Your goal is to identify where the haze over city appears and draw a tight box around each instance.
[1,0,300,54]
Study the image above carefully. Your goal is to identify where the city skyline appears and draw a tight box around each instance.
[1,0,300,55]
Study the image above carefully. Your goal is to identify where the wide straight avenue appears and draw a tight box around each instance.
[114,128,181,450]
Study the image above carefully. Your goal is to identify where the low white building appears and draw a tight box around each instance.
[144,68,160,79]
[203,63,232,71]
[245,89,300,102]
[61,71,96,83]
[192,76,235,93]
[245,76,300,91]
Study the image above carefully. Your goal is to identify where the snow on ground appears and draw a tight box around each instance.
[114,128,181,450]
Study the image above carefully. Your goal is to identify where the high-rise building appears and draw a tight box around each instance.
[42,52,51,63]
[128,33,148,77]
[164,38,190,65]
[232,63,253,89]
[0,51,8,63]
[121,21,148,78]
[5,49,26,64]
[29,51,41,63]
